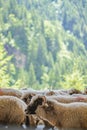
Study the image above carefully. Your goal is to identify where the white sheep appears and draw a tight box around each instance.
[46,94,87,103]
[0,88,22,98]
[44,88,82,96]
[0,96,27,126]
[21,92,52,128]
[25,95,87,129]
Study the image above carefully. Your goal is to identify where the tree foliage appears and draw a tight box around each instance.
[0,0,87,90]
[0,43,15,87]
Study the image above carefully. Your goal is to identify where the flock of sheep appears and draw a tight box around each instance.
[0,87,87,130]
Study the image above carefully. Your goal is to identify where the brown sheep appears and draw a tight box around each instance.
[25,95,87,129]
[0,88,22,98]
[0,96,27,126]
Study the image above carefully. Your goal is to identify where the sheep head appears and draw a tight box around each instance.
[21,93,36,104]
[46,91,56,96]
[25,95,55,115]
[25,95,46,114]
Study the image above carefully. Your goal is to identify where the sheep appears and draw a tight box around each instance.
[46,94,87,103]
[45,88,82,96]
[21,90,49,105]
[28,93,87,105]
[45,90,58,96]
[67,88,82,95]
[20,88,47,96]
[0,95,27,126]
[0,88,22,98]
[21,91,52,128]
[25,95,87,129]
[21,92,43,127]
[21,91,54,128]
[45,89,69,96]
[21,92,36,105]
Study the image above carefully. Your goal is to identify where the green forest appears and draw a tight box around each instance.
[0,0,87,90]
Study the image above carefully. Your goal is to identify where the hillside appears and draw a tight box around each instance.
[0,0,87,90]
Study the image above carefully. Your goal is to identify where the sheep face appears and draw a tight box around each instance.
[21,93,36,104]
[25,96,44,114]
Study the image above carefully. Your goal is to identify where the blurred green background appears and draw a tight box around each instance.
[0,0,87,90]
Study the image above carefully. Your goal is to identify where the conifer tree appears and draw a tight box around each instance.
[28,63,37,88]
[0,43,13,87]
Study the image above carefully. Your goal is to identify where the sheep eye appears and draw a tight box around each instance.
[23,98,27,102]
[33,98,43,106]
[37,98,43,105]
[29,95,32,100]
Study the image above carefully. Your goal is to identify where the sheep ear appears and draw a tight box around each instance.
[41,96,48,107]
[30,93,36,98]
[42,96,46,103]
[23,97,27,102]
[31,93,36,96]
[43,102,49,108]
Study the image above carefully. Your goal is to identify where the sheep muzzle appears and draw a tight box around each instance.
[25,105,36,114]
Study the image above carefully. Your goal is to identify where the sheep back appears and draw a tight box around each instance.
[0,96,27,125]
